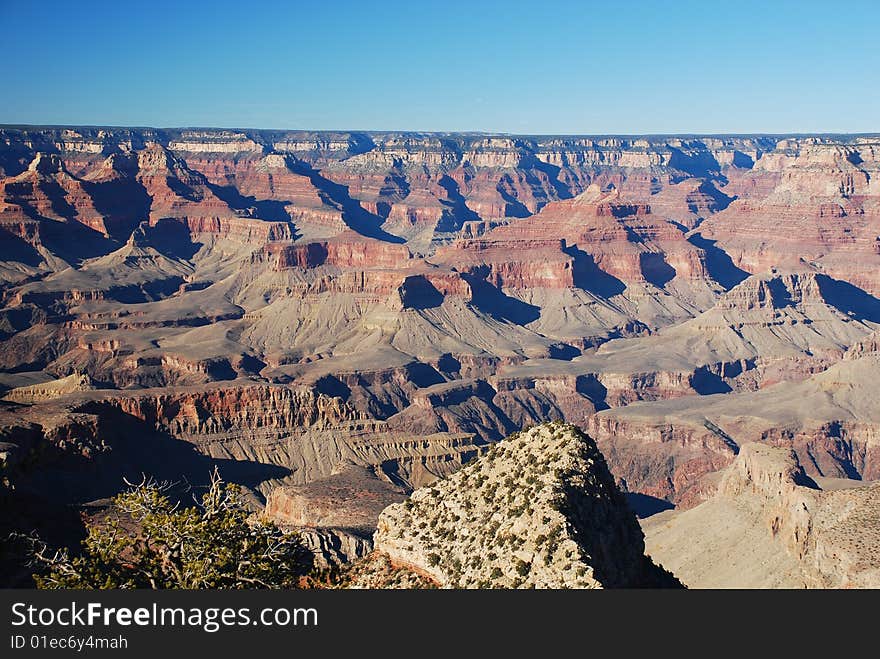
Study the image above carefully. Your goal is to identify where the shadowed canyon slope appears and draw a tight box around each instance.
[1,127,879,585]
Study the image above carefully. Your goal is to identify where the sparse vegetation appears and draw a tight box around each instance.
[353,423,676,589]
[26,471,311,589]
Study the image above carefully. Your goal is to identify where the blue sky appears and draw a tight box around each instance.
[1,0,877,134]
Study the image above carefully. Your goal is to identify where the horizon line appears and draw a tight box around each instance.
[1,123,878,140]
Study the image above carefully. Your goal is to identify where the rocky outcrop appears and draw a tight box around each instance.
[269,235,411,270]
[97,384,363,436]
[513,185,712,285]
[352,422,681,588]
[132,143,304,244]
[184,152,346,232]
[167,216,294,243]
[167,131,263,154]
[264,465,406,568]
[0,381,486,517]
[430,184,712,293]
[1,372,95,403]
[714,444,816,555]
[434,237,576,289]
[0,152,110,236]
[589,350,880,505]
[265,465,406,529]
[643,443,880,588]
[297,528,373,569]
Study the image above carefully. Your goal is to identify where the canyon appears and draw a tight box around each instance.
[1,126,879,586]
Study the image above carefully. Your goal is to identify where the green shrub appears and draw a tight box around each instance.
[27,471,310,589]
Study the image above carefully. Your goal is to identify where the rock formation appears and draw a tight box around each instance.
[697,138,880,296]
[350,422,681,588]
[642,443,880,588]
[264,465,406,567]
[588,346,880,505]
[1,372,95,403]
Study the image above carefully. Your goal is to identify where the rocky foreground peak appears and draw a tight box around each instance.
[350,422,681,588]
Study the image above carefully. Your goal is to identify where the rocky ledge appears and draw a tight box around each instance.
[643,443,880,588]
[349,422,681,588]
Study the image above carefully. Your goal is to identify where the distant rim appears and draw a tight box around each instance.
[1,124,878,140]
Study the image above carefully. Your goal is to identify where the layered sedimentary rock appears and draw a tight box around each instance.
[269,234,411,270]
[698,137,880,295]
[497,267,878,423]
[643,444,880,588]
[0,153,107,234]
[0,380,484,522]
[351,422,680,588]
[265,466,406,529]
[1,372,95,403]
[184,152,347,234]
[0,128,781,253]
[504,184,711,285]
[264,465,406,567]
[588,348,880,505]
[430,184,716,314]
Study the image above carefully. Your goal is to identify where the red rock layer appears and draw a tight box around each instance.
[0,153,108,234]
[159,216,294,243]
[135,143,239,224]
[269,234,411,270]
[699,140,880,294]
[101,384,361,436]
[264,233,479,305]
[185,153,346,229]
[433,237,575,289]
[434,186,709,288]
